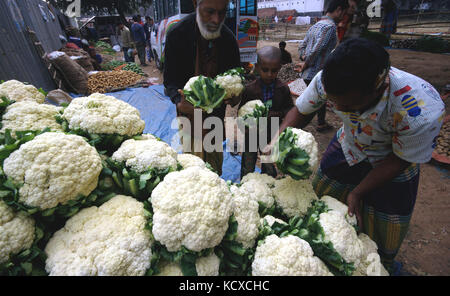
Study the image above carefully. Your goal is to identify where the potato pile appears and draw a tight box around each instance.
[435,121,450,157]
[88,70,143,94]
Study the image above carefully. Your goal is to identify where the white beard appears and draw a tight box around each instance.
[196,9,224,40]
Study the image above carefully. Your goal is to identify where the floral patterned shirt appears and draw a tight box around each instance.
[295,67,446,167]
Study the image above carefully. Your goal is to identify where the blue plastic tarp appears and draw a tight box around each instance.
[65,85,262,182]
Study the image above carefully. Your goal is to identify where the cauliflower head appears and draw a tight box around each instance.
[260,215,287,227]
[238,100,265,118]
[320,195,357,227]
[3,132,102,210]
[252,234,332,276]
[0,200,35,264]
[183,76,200,92]
[177,153,207,170]
[231,184,261,249]
[1,101,63,136]
[319,211,364,265]
[156,253,220,276]
[62,93,145,136]
[215,74,244,99]
[272,177,318,218]
[44,195,153,276]
[238,178,274,208]
[112,135,178,173]
[150,166,233,252]
[291,128,319,170]
[0,80,45,104]
[354,233,389,276]
[241,172,276,188]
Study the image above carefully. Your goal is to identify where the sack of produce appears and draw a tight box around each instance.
[48,51,89,95]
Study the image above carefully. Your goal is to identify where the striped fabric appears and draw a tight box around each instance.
[312,136,420,274]
[363,205,412,274]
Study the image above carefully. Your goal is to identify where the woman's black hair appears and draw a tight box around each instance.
[322,38,390,95]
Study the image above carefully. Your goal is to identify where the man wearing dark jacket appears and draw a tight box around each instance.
[164,0,241,175]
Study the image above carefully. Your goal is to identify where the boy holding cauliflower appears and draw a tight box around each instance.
[237,46,294,179]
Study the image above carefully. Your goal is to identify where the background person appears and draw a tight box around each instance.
[144,16,155,63]
[131,15,148,66]
[238,46,294,179]
[298,0,349,132]
[118,22,134,63]
[279,41,292,65]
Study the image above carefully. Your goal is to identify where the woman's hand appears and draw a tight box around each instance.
[347,191,364,231]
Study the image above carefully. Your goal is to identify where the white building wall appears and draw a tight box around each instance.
[258,0,325,12]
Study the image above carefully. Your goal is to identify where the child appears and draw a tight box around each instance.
[279,41,292,65]
[238,46,294,179]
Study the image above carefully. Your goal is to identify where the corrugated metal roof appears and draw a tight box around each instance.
[0,0,70,91]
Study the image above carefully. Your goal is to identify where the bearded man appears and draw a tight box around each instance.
[163,0,241,175]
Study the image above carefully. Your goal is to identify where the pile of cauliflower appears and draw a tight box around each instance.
[0,79,389,277]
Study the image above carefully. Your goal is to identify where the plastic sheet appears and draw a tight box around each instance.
[66,85,263,182]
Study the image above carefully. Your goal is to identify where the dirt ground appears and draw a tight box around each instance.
[127,40,450,276]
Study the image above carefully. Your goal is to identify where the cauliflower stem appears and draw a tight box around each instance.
[183,76,226,114]
[215,215,254,276]
[272,127,312,180]
[105,158,181,201]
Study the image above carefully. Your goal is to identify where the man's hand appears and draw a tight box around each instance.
[347,191,364,232]
[176,89,195,117]
[294,62,308,73]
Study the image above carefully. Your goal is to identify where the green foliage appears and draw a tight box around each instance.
[415,36,449,54]
[104,157,177,201]
[273,127,312,180]
[216,215,254,276]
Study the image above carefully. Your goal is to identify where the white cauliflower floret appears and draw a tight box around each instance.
[252,234,332,276]
[151,167,233,252]
[196,252,221,276]
[231,185,261,249]
[216,75,244,99]
[3,132,102,210]
[319,211,364,265]
[239,178,274,208]
[0,200,35,264]
[112,135,178,173]
[291,128,319,170]
[260,215,287,227]
[44,195,153,276]
[156,252,220,276]
[62,93,145,136]
[0,80,45,104]
[238,100,264,118]
[241,172,276,188]
[1,101,63,136]
[177,153,207,170]
[320,195,357,227]
[354,233,389,276]
[184,76,200,92]
[272,176,318,218]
